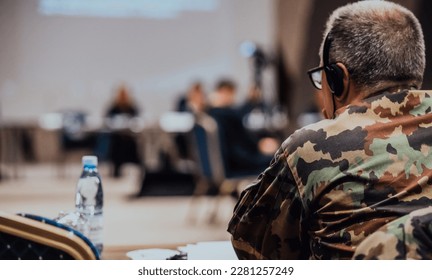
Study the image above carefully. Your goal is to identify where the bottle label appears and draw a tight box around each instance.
[75,167,103,254]
[87,213,103,252]
[76,177,101,209]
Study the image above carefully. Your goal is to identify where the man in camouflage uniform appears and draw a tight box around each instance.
[228,1,432,259]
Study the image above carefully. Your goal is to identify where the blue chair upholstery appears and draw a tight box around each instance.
[188,114,255,223]
[193,124,213,180]
[191,113,255,194]
[0,212,99,260]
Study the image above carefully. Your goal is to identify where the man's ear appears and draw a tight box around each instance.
[336,62,350,100]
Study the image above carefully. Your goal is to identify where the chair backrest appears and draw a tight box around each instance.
[0,211,99,260]
[192,113,226,186]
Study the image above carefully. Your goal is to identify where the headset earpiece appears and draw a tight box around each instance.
[325,64,344,97]
[323,33,345,97]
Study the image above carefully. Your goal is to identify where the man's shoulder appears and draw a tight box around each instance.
[281,89,432,156]
[281,118,336,152]
[280,103,375,158]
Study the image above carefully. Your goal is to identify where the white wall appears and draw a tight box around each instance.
[0,0,276,124]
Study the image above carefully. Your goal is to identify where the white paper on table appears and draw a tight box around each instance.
[177,240,238,260]
[126,248,181,260]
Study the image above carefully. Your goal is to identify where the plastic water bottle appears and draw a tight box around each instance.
[75,155,104,254]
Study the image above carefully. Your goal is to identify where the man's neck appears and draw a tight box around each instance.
[334,82,416,116]
[363,82,417,98]
[374,84,416,96]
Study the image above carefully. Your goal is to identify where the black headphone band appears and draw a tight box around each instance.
[323,32,332,66]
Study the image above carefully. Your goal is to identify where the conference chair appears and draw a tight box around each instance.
[0,211,99,260]
[187,113,254,223]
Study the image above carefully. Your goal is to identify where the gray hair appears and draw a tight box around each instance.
[321,1,425,93]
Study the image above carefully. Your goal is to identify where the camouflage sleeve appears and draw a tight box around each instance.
[353,206,432,260]
[227,148,305,259]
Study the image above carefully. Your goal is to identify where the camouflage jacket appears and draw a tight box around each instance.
[228,90,432,259]
[353,206,432,259]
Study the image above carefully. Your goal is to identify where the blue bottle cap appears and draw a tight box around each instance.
[82,155,98,167]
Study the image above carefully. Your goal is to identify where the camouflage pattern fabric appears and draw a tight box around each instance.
[353,206,432,260]
[228,90,432,259]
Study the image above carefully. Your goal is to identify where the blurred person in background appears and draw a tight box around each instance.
[238,84,265,118]
[175,81,208,160]
[97,84,142,177]
[177,81,207,115]
[106,84,139,119]
[208,78,278,178]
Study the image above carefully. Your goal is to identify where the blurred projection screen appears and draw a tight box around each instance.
[39,0,219,19]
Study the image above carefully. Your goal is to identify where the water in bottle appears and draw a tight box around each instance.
[75,155,104,254]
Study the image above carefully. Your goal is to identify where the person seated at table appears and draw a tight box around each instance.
[207,78,278,178]
[106,84,139,120]
[174,81,208,160]
[98,84,142,177]
[176,81,207,115]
